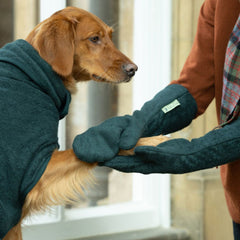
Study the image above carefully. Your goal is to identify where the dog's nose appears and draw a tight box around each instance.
[122,63,138,78]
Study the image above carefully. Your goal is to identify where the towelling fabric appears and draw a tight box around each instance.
[0,40,71,238]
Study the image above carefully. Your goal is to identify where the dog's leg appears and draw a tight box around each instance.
[119,135,169,156]
[23,149,96,218]
[3,150,95,240]
[4,137,167,240]
[21,136,167,224]
[23,136,168,215]
[3,223,22,240]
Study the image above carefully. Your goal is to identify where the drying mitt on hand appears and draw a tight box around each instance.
[101,118,240,174]
[73,84,197,163]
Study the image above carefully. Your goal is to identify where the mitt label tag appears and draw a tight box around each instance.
[162,99,180,113]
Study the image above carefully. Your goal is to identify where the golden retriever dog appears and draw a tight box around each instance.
[2,7,167,240]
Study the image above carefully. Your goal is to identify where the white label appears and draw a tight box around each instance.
[162,99,180,113]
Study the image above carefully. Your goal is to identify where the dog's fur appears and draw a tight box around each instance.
[3,7,167,240]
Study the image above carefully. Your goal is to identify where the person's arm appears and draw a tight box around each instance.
[101,118,240,174]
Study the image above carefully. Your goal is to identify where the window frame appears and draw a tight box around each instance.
[22,0,172,239]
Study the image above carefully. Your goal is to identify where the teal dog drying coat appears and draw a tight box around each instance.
[0,40,71,238]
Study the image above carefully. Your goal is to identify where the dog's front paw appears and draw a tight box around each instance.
[118,135,169,156]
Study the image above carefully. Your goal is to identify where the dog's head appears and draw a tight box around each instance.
[26,7,137,92]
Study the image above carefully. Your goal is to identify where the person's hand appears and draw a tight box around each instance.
[119,84,197,149]
[101,118,240,174]
[73,116,132,163]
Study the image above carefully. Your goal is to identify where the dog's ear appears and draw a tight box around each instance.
[27,16,76,76]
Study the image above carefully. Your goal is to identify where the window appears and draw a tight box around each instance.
[22,0,172,239]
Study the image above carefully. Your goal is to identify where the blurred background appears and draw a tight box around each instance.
[0,0,233,239]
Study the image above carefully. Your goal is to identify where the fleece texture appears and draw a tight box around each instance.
[0,40,71,238]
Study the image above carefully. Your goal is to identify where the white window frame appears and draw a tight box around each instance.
[22,0,172,239]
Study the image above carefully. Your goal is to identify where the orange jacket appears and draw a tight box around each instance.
[171,0,240,223]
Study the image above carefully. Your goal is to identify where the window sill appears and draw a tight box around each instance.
[77,227,189,240]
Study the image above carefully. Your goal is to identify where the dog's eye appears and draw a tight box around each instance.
[89,36,100,43]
